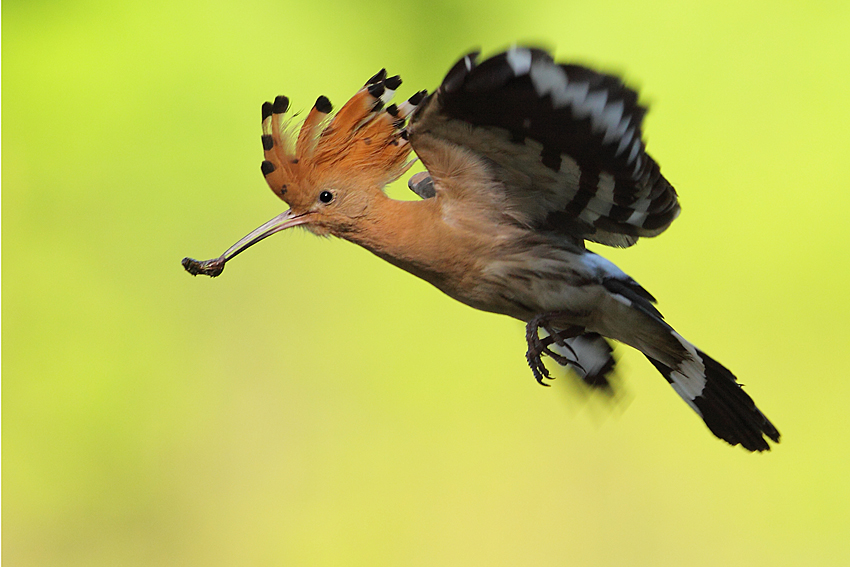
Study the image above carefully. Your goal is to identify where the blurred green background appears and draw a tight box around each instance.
[4,0,849,565]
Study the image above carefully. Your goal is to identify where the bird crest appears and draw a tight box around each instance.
[259,71,427,210]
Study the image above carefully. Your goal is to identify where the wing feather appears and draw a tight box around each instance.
[408,47,680,248]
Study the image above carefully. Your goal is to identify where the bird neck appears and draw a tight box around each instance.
[339,193,480,291]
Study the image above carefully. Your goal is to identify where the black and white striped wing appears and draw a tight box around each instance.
[409,47,680,248]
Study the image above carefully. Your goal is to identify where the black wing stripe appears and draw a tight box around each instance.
[441,51,480,94]
[418,47,681,247]
[437,49,650,179]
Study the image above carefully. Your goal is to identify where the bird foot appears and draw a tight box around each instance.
[525,313,585,386]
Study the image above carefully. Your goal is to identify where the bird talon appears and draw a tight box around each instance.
[543,323,566,347]
[525,313,586,384]
[540,336,586,374]
[526,317,557,386]
[542,344,572,367]
[526,348,552,386]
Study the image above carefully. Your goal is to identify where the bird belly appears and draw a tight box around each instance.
[457,249,607,325]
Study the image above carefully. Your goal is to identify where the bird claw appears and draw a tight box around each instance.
[525,313,585,386]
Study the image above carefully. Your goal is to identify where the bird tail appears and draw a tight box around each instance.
[644,330,780,452]
[597,281,780,451]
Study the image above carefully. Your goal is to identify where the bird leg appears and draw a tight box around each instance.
[525,312,585,386]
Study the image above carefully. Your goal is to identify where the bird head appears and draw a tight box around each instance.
[183,71,427,277]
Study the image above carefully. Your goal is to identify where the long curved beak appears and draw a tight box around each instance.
[182,209,310,277]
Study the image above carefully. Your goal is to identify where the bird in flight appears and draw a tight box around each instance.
[184,47,780,451]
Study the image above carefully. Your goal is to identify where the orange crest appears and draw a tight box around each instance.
[259,71,427,210]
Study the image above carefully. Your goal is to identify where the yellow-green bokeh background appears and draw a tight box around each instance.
[4,1,849,565]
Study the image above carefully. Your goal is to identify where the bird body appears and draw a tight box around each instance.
[318,166,614,329]
[183,47,780,451]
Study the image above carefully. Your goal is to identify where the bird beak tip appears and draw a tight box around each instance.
[182,209,309,278]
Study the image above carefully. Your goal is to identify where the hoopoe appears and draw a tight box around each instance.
[184,47,780,451]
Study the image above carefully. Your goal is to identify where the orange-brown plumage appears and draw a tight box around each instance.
[259,78,417,217]
[295,96,331,162]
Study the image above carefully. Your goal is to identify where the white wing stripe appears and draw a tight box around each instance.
[596,172,616,202]
[529,63,570,108]
[526,58,633,147]
[506,47,533,76]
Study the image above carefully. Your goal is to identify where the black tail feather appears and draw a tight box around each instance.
[648,351,780,452]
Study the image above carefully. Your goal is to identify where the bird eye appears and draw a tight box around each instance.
[319,190,333,203]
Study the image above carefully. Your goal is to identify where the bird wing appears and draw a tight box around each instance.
[408,47,680,248]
